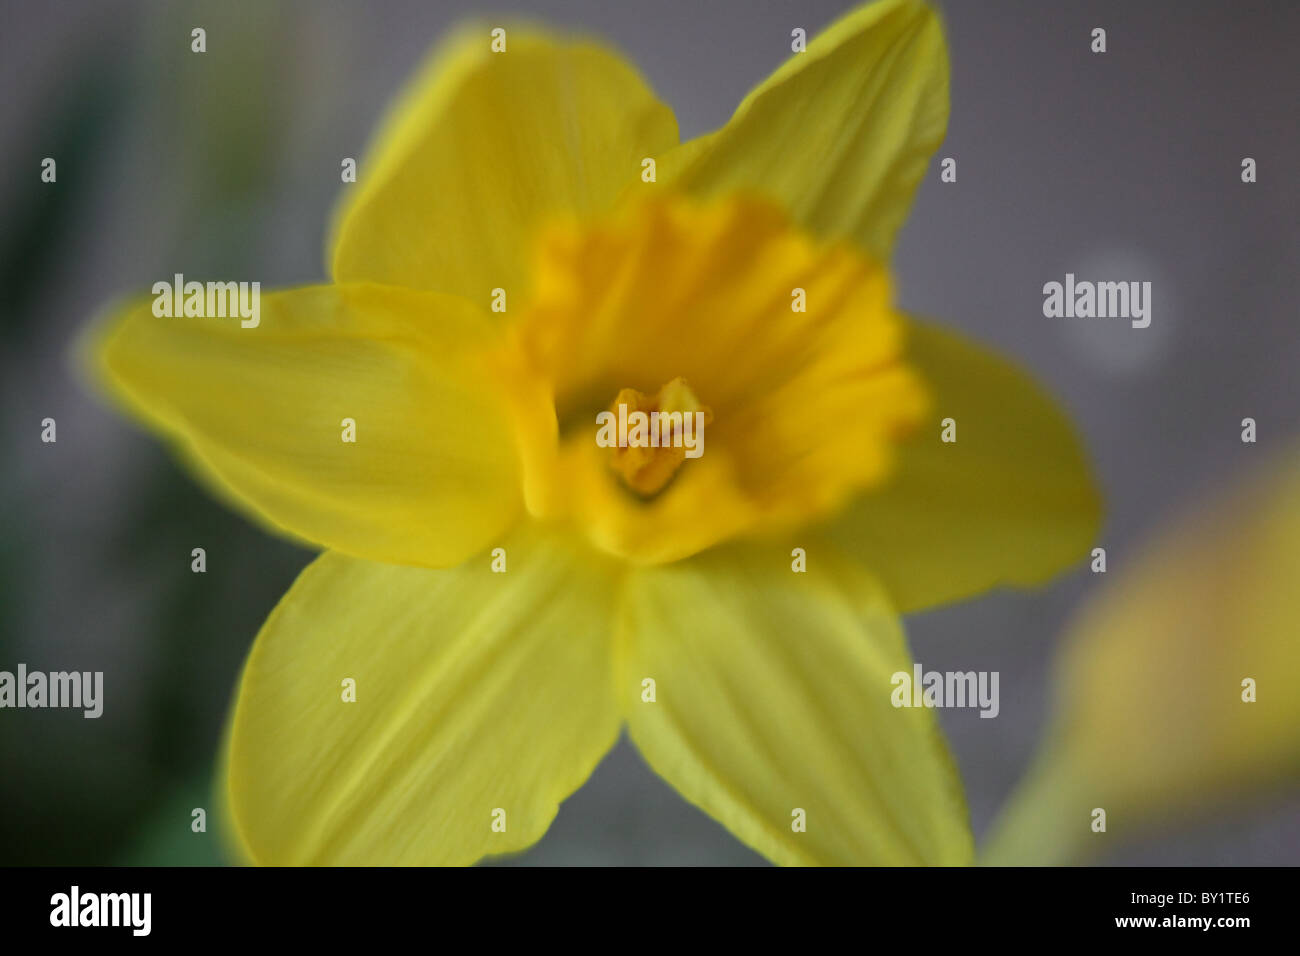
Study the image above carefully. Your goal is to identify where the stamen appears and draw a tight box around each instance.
[603,377,713,497]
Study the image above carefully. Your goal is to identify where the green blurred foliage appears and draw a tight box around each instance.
[0,0,314,865]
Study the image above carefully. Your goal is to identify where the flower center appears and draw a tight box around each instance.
[601,377,713,497]
[504,192,929,564]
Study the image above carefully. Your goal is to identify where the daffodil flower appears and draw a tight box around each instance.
[985,445,1300,865]
[86,0,1100,865]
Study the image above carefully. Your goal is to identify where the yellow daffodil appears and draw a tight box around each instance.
[984,445,1300,865]
[84,0,1100,865]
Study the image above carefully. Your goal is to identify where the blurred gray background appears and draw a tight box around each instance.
[1,0,1296,864]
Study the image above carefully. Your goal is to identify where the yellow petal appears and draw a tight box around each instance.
[619,541,973,865]
[825,319,1102,612]
[86,284,521,567]
[331,24,679,301]
[984,447,1300,864]
[661,0,948,262]
[225,526,621,865]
